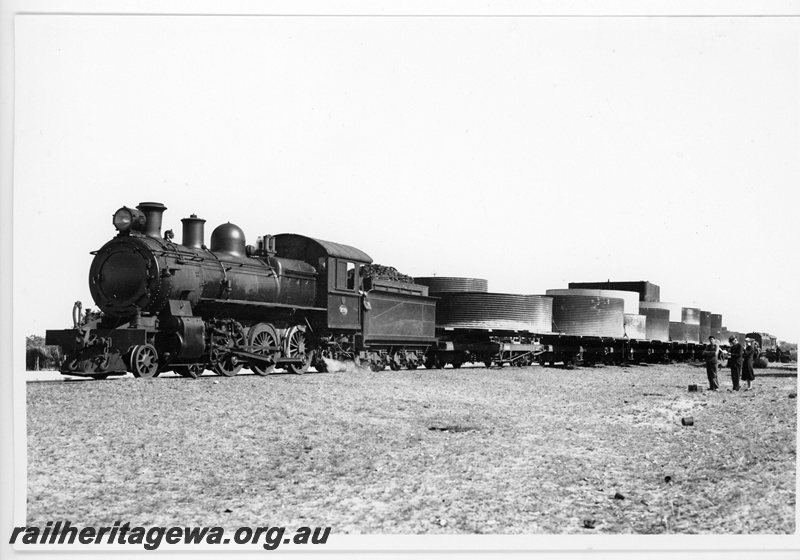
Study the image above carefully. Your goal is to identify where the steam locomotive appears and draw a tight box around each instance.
[46,202,436,378]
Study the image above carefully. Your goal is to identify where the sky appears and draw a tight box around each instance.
[10,9,800,343]
[3,3,800,556]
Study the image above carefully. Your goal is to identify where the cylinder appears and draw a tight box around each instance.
[546,288,639,315]
[710,314,723,329]
[639,302,683,322]
[669,322,687,342]
[699,325,711,342]
[414,277,488,293]
[684,324,700,343]
[181,214,206,249]
[682,307,701,325]
[550,295,625,337]
[435,293,552,332]
[624,314,647,339]
[136,201,167,239]
[700,311,711,328]
[639,307,670,342]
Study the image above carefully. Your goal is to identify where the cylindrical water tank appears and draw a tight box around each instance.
[710,314,723,329]
[639,302,683,322]
[682,307,701,325]
[546,288,639,315]
[684,324,700,343]
[700,311,711,328]
[624,314,647,339]
[434,292,552,332]
[414,277,488,293]
[669,322,687,342]
[639,307,670,342]
[550,295,625,337]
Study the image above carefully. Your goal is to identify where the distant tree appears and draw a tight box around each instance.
[777,340,797,361]
[26,335,63,371]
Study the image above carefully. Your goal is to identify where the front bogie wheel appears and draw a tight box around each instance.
[130,344,159,379]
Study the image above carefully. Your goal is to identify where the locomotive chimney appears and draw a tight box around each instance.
[136,202,167,239]
[181,214,206,249]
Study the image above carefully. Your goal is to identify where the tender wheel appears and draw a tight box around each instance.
[369,360,385,372]
[389,350,404,371]
[248,323,279,376]
[175,363,205,379]
[130,344,159,379]
[484,359,493,368]
[451,360,462,369]
[285,326,311,375]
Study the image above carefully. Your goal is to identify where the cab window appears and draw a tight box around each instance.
[336,260,357,291]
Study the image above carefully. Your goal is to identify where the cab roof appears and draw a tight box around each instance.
[272,233,373,264]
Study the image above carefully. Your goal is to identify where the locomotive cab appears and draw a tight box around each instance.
[271,234,372,331]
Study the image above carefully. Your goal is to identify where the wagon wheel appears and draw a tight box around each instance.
[389,351,403,371]
[248,323,279,376]
[284,326,311,375]
[406,353,419,371]
[212,331,246,377]
[175,363,205,379]
[130,344,159,379]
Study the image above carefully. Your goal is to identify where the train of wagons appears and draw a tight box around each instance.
[45,202,784,379]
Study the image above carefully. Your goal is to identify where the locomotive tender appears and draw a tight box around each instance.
[46,202,436,378]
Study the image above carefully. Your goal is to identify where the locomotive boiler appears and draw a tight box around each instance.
[46,202,436,378]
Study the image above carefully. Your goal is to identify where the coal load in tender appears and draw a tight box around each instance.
[361,263,414,284]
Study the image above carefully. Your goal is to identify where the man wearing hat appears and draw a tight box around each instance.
[728,335,744,391]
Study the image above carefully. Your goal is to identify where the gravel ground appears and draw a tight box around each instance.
[26,361,797,534]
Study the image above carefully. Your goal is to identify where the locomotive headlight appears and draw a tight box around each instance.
[112,206,145,233]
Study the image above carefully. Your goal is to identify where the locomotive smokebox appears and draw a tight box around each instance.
[181,214,206,249]
[136,202,167,239]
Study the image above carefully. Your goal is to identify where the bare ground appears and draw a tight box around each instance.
[26,361,797,534]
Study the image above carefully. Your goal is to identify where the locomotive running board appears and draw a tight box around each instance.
[199,298,326,312]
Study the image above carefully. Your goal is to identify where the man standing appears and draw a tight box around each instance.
[728,335,744,391]
[702,336,722,391]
